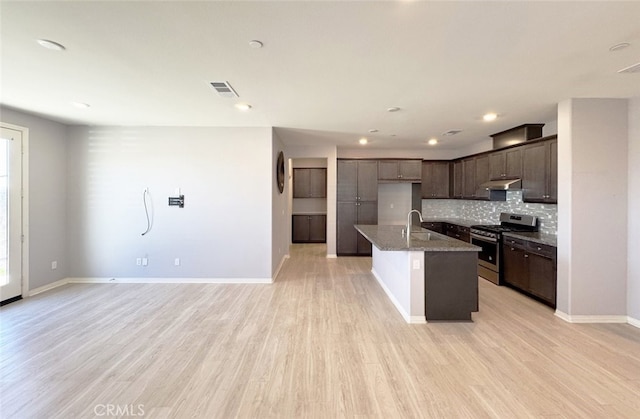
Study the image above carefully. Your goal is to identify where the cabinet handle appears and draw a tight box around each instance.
[510,247,515,251]
[524,254,529,258]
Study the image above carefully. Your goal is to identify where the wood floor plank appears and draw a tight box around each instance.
[1,243,639,418]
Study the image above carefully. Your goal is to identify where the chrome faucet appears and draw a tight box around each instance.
[406,209,424,235]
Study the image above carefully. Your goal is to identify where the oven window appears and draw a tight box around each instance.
[471,237,498,266]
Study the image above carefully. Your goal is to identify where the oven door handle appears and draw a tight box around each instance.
[471,233,498,243]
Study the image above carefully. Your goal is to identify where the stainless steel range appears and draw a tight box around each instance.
[470,213,538,285]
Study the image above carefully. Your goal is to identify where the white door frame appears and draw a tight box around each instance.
[0,122,29,298]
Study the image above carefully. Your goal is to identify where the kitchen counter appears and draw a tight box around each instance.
[355,225,480,252]
[355,224,479,323]
[503,231,557,247]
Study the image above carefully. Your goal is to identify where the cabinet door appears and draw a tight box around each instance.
[293,169,310,198]
[378,161,398,180]
[527,252,556,306]
[489,151,505,180]
[548,140,557,202]
[503,245,528,290]
[462,158,476,198]
[522,142,547,202]
[337,160,357,201]
[505,148,523,179]
[421,161,433,198]
[453,161,463,198]
[292,215,310,242]
[398,160,422,180]
[357,161,378,201]
[432,162,450,198]
[337,202,357,254]
[308,168,327,198]
[308,215,327,242]
[356,202,377,255]
[475,155,490,199]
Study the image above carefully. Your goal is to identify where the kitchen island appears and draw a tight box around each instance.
[355,224,480,323]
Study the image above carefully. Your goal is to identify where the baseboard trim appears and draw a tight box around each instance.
[370,268,426,324]
[67,277,273,284]
[29,278,70,296]
[326,254,337,259]
[554,310,629,324]
[628,316,640,329]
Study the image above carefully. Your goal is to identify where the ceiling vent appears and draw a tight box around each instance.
[618,62,640,74]
[210,81,239,98]
[442,129,462,136]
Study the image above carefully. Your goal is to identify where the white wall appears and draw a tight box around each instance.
[628,97,640,323]
[557,99,628,318]
[66,126,274,280]
[272,129,289,278]
[0,106,68,291]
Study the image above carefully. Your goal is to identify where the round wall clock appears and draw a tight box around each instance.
[276,151,285,193]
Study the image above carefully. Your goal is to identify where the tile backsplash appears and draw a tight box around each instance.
[421,191,557,235]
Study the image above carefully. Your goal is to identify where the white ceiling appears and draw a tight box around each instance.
[1,1,639,151]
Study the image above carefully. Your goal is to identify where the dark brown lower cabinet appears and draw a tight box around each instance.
[292,215,326,243]
[502,236,557,307]
[337,201,377,255]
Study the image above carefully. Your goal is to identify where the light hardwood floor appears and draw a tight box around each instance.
[1,244,639,418]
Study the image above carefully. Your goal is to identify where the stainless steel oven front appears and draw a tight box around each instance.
[470,232,500,284]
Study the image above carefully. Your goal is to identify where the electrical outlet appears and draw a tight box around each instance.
[136,258,142,266]
[51,261,57,270]
[412,259,420,270]
[174,258,180,266]
[142,258,148,266]
[390,203,394,209]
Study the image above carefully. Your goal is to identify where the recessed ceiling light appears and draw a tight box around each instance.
[71,102,90,109]
[368,129,378,133]
[234,103,252,111]
[248,40,263,49]
[428,138,438,145]
[483,112,498,122]
[387,107,401,112]
[609,42,630,52]
[36,39,66,51]
[359,138,368,145]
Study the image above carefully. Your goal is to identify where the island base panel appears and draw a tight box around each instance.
[424,252,478,321]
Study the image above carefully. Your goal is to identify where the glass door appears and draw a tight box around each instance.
[0,126,23,303]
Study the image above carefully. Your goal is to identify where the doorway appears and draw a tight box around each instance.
[0,125,24,304]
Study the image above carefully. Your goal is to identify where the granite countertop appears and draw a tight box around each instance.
[355,225,480,252]
[420,218,477,228]
[502,231,557,247]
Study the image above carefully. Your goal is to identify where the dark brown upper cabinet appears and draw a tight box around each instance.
[293,168,326,198]
[522,139,557,203]
[489,147,522,180]
[421,161,450,198]
[474,155,490,200]
[378,160,422,182]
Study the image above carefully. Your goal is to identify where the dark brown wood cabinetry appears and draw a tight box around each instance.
[378,160,422,182]
[337,160,378,256]
[474,155,490,200]
[421,161,450,198]
[522,139,557,203]
[502,236,557,307]
[293,168,326,198]
[292,215,326,243]
[421,221,445,234]
[462,158,476,199]
[452,160,463,198]
[445,223,470,242]
[489,147,522,180]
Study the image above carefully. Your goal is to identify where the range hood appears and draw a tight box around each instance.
[480,178,522,190]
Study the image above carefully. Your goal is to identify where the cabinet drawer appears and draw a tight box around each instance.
[526,241,556,259]
[503,236,527,249]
